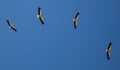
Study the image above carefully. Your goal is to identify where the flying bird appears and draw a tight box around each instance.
[106,42,112,60]
[37,7,44,24]
[6,20,17,31]
[73,12,80,29]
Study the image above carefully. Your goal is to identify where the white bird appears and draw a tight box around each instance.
[37,7,44,24]
[73,12,80,29]
[6,20,17,32]
[106,42,112,60]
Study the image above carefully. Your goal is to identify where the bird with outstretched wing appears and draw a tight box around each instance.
[73,12,80,29]
[37,7,44,24]
[106,42,112,60]
[6,20,17,32]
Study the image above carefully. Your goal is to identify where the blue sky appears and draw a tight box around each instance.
[0,0,120,70]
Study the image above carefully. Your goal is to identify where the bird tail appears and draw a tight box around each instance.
[73,19,75,21]
[105,49,108,52]
[37,15,40,18]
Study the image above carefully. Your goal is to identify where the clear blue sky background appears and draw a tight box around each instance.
[0,0,120,70]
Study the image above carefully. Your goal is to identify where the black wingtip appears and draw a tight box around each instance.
[107,58,110,60]
[38,7,41,10]
[41,23,44,25]
[107,56,110,60]
[77,12,80,15]
[108,42,112,48]
[6,20,9,23]
[41,21,44,25]
[15,29,17,32]
[109,42,112,45]
[13,28,17,32]
[74,26,77,29]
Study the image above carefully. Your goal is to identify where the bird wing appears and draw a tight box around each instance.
[75,12,80,19]
[74,20,78,29]
[6,20,11,26]
[106,42,112,60]
[6,20,17,31]
[38,7,41,15]
[37,7,44,24]
[108,43,112,51]
[11,25,17,31]
[73,12,79,29]
[39,8,44,24]
[107,51,110,60]
[39,16,44,24]
[40,8,42,16]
